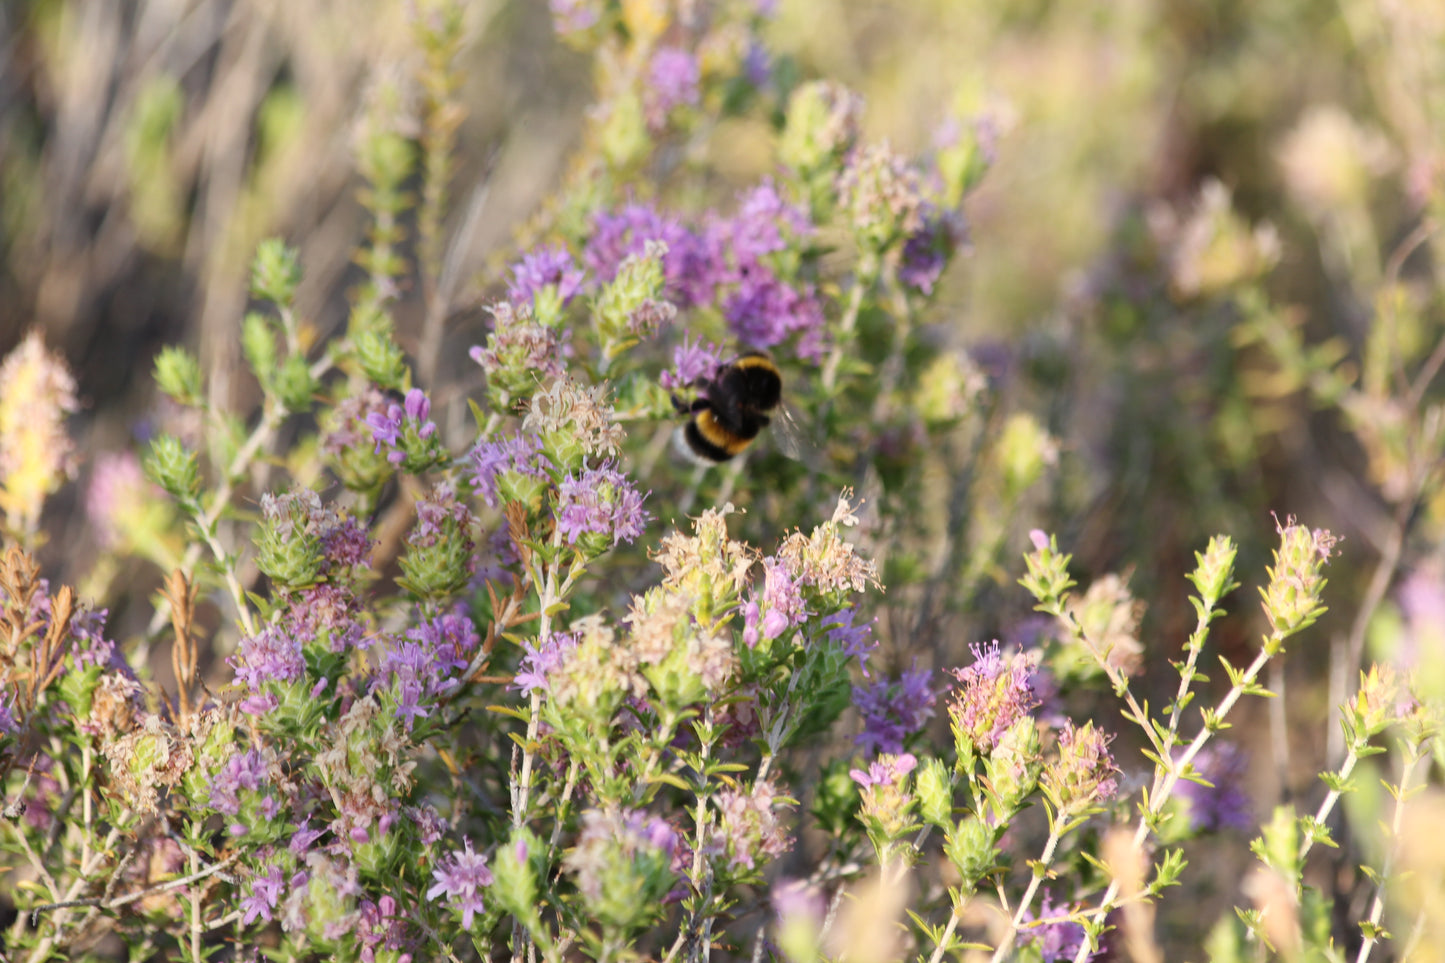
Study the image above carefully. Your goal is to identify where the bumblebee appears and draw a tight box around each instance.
[672,352,791,464]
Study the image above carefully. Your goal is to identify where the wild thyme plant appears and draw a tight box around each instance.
[2,2,1443,963]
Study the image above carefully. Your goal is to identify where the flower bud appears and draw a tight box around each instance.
[152,346,204,406]
[144,434,200,503]
[254,490,327,591]
[1042,720,1120,823]
[1189,535,1240,610]
[914,756,954,829]
[983,715,1043,817]
[398,485,477,601]
[943,815,997,893]
[249,238,302,306]
[488,830,542,921]
[780,81,864,175]
[352,327,409,391]
[996,412,1058,500]
[1259,517,1337,642]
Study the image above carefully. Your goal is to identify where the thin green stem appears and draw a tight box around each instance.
[1354,746,1426,963]
[1069,641,1278,963]
[989,827,1062,963]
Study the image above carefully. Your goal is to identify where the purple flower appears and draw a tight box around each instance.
[1045,721,1120,816]
[659,336,724,391]
[364,405,403,453]
[408,610,480,676]
[231,626,305,704]
[1176,742,1253,833]
[240,865,286,925]
[357,894,412,961]
[408,804,449,846]
[853,663,937,756]
[427,839,494,929]
[469,434,551,508]
[772,878,823,928]
[373,640,447,728]
[714,779,791,870]
[549,0,599,34]
[372,609,480,728]
[1020,891,1098,962]
[512,632,578,696]
[365,390,438,465]
[646,47,700,128]
[722,266,825,355]
[290,823,325,856]
[208,749,269,816]
[585,203,706,305]
[65,604,119,671]
[411,483,475,548]
[849,752,917,789]
[0,692,18,735]
[947,642,1039,755]
[554,462,651,548]
[752,557,807,642]
[728,182,810,262]
[899,207,965,295]
[508,245,586,306]
[827,607,878,670]
[565,808,680,904]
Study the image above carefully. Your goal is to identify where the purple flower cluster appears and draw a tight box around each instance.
[208,749,279,836]
[256,489,373,588]
[555,462,651,548]
[506,244,586,307]
[713,778,792,870]
[1176,742,1253,833]
[427,838,494,929]
[356,893,413,961]
[742,557,809,647]
[646,47,700,129]
[511,631,578,697]
[549,0,599,35]
[827,606,878,668]
[583,187,825,356]
[659,336,725,391]
[410,483,475,549]
[849,751,917,790]
[470,434,552,508]
[364,389,437,465]
[899,207,966,295]
[26,584,123,674]
[0,692,18,735]
[240,865,286,925]
[947,642,1039,755]
[565,807,681,905]
[1020,891,1099,962]
[232,625,306,714]
[585,203,694,295]
[1046,721,1120,816]
[372,611,480,729]
[852,663,936,756]
[322,388,388,451]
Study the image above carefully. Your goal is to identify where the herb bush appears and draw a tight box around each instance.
[3,2,1445,962]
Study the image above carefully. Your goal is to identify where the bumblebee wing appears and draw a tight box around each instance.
[770,402,822,463]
